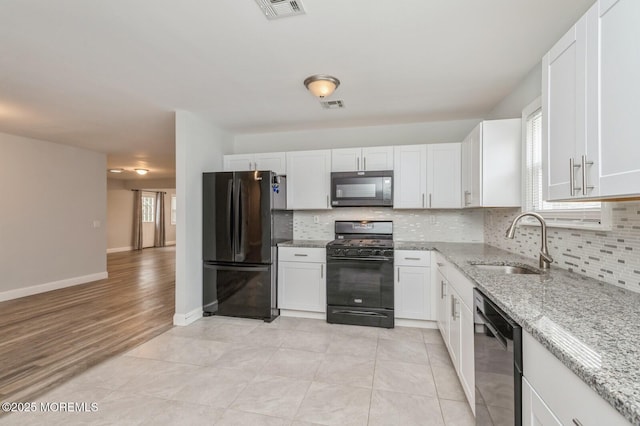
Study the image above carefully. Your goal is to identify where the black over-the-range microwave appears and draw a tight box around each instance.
[330,170,393,207]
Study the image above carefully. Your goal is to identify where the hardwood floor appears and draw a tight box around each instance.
[0,247,175,406]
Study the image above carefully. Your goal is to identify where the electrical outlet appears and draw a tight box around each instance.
[92,220,101,228]
[313,216,320,224]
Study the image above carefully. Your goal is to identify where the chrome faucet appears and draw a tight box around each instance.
[505,212,553,269]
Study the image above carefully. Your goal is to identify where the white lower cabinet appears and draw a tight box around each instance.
[433,253,475,411]
[523,331,630,426]
[394,250,433,320]
[523,377,562,426]
[277,247,326,313]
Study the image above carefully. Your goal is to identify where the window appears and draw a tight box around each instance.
[171,195,176,225]
[522,98,609,229]
[142,195,155,223]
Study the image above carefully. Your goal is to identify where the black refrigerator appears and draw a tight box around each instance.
[202,171,292,322]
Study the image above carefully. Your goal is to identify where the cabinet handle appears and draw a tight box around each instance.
[569,158,582,195]
[572,419,583,426]
[397,267,400,282]
[422,194,425,208]
[440,280,446,299]
[464,191,470,206]
[294,253,308,257]
[364,157,367,170]
[326,195,329,208]
[451,295,455,318]
[404,257,420,261]
[581,155,594,195]
[249,161,253,170]
[429,193,432,208]
[321,264,323,279]
[357,157,360,171]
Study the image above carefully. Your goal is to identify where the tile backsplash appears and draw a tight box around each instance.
[294,208,484,242]
[484,202,640,293]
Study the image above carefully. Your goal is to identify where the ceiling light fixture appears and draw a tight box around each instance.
[304,74,340,98]
[108,168,124,173]
[135,169,149,175]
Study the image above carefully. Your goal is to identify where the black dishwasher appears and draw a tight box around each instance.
[474,289,522,426]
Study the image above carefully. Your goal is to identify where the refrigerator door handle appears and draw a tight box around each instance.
[237,179,245,259]
[227,179,234,254]
[234,178,241,257]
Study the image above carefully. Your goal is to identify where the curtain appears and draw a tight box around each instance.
[132,190,143,250]
[154,192,166,247]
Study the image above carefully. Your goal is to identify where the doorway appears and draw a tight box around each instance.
[141,192,155,248]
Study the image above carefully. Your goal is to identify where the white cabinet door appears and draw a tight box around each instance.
[461,124,482,207]
[598,0,640,197]
[254,152,286,175]
[393,145,427,209]
[543,4,602,201]
[395,265,431,320]
[362,146,394,171]
[448,292,461,368]
[459,299,475,408]
[286,150,332,210]
[331,148,361,172]
[278,261,326,312]
[435,269,449,344]
[523,378,563,426]
[223,154,254,171]
[543,14,588,200]
[427,143,462,208]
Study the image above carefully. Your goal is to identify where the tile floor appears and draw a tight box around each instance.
[0,316,474,425]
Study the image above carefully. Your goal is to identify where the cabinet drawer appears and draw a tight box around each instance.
[279,247,326,263]
[395,250,431,267]
[523,331,630,426]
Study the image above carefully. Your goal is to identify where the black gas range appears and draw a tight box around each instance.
[326,221,394,328]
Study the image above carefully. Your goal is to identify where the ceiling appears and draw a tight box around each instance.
[0,0,595,180]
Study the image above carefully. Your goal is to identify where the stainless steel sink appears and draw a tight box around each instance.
[472,264,541,275]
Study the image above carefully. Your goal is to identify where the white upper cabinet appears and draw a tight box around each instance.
[544,0,640,200]
[542,5,599,201]
[331,146,394,172]
[286,150,332,210]
[223,152,286,175]
[224,154,254,172]
[393,145,427,209]
[461,119,522,207]
[427,143,462,208]
[598,0,640,197]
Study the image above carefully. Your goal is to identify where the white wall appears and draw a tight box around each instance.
[106,179,176,251]
[0,132,107,301]
[233,119,480,153]
[174,111,232,325]
[487,62,542,119]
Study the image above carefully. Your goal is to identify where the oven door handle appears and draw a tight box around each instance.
[327,256,393,262]
[332,310,389,318]
[476,307,508,350]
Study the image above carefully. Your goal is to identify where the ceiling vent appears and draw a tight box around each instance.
[255,0,306,20]
[320,100,345,109]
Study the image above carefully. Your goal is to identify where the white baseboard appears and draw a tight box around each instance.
[395,318,438,329]
[166,241,176,246]
[173,307,203,326]
[107,246,133,253]
[279,309,326,320]
[0,271,109,302]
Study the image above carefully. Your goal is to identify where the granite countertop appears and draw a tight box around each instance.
[278,240,330,248]
[429,242,640,425]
